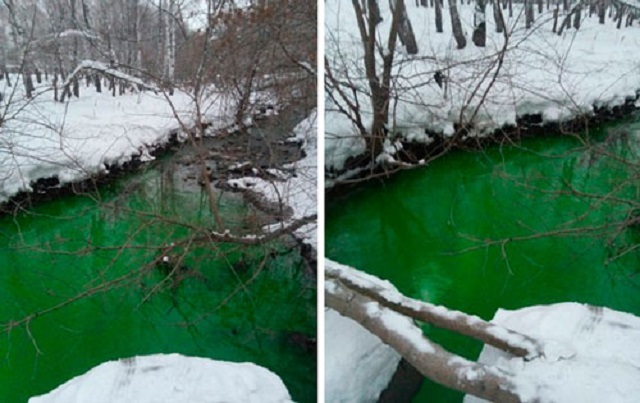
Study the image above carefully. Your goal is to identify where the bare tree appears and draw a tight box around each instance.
[338,0,409,156]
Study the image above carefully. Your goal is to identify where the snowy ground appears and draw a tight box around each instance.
[465,303,640,403]
[325,0,640,172]
[0,75,270,204]
[28,354,293,403]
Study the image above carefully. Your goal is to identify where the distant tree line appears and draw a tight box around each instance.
[0,0,313,103]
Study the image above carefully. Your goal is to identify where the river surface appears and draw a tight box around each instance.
[326,116,640,402]
[0,128,315,402]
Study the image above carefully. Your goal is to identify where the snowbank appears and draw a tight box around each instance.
[0,80,192,203]
[325,309,401,403]
[325,0,640,171]
[465,303,640,403]
[28,354,293,403]
[227,109,318,246]
[0,76,267,204]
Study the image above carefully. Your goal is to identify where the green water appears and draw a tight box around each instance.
[326,118,640,402]
[0,161,316,402]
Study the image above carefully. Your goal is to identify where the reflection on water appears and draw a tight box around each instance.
[326,117,640,402]
[0,159,315,402]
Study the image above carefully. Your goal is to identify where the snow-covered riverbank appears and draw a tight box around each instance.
[226,109,318,247]
[325,0,640,176]
[0,77,277,205]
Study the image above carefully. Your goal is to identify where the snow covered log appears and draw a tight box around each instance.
[326,259,548,359]
[59,60,159,93]
[327,260,640,402]
[326,259,523,402]
[28,354,293,403]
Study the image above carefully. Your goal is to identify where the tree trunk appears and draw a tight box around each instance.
[494,0,505,33]
[94,74,101,93]
[598,0,606,23]
[371,0,383,23]
[23,70,34,99]
[538,0,543,13]
[53,72,58,101]
[472,0,486,46]
[164,0,176,93]
[449,0,467,48]
[557,8,573,34]
[552,6,559,32]
[508,0,513,17]
[128,0,141,70]
[351,0,400,156]
[435,0,443,32]
[60,83,72,102]
[616,5,625,28]
[0,20,7,84]
[389,0,419,53]
[525,0,535,28]
[573,3,582,29]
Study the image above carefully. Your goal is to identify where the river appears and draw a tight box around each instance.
[326,116,640,402]
[0,121,316,402]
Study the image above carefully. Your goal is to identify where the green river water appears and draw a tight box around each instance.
[0,159,316,402]
[326,117,640,402]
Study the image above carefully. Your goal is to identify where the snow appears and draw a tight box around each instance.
[0,75,259,204]
[325,309,401,403]
[326,262,640,401]
[326,258,439,401]
[464,303,640,403]
[325,0,640,172]
[28,354,293,403]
